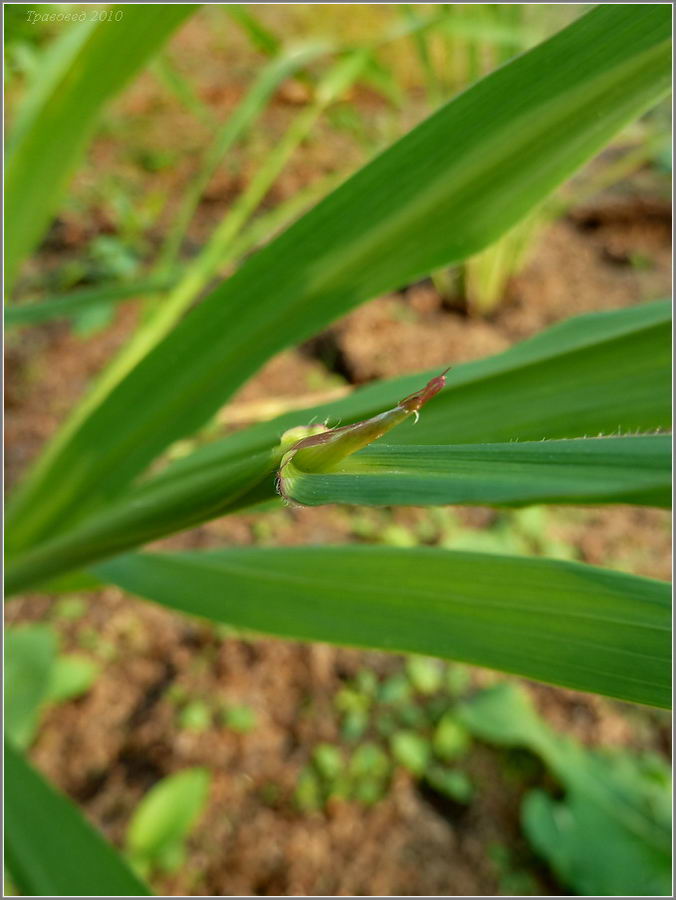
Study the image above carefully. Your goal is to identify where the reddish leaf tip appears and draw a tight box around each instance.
[399,367,451,413]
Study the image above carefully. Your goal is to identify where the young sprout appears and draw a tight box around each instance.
[276,368,450,501]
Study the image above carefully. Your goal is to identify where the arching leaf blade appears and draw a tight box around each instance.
[94,547,672,708]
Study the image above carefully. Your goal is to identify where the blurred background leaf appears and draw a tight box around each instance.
[457,684,672,896]
[125,768,211,878]
[5,741,151,896]
[5,623,100,748]
[5,4,196,294]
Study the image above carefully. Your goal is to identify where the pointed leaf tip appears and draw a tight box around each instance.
[399,367,451,413]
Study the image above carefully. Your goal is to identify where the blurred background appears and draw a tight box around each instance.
[5,4,672,896]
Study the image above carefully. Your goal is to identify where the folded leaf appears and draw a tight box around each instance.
[277,368,449,496]
[94,547,671,708]
[281,436,672,508]
[152,299,673,488]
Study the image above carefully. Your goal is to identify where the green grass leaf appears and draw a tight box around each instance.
[5,450,277,595]
[8,5,670,549]
[46,654,100,704]
[5,303,670,595]
[5,5,195,294]
[5,279,172,329]
[5,741,151,896]
[5,626,58,749]
[94,547,671,708]
[225,4,282,56]
[281,436,672,509]
[156,44,330,272]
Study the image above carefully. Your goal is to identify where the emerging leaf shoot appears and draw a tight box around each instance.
[276,369,449,501]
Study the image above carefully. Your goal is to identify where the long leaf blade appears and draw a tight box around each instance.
[5,303,670,592]
[282,436,672,509]
[94,548,671,708]
[8,6,671,548]
[5,451,277,595]
[4,279,172,328]
[5,741,151,896]
[5,4,196,293]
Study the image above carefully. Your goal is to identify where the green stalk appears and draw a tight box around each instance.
[401,4,444,107]
[464,209,543,315]
[155,45,329,275]
[225,4,282,57]
[4,278,172,329]
[95,51,368,388]
[151,51,216,128]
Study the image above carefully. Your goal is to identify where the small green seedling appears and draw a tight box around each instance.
[378,673,412,706]
[125,768,211,877]
[445,665,471,697]
[76,625,117,661]
[294,767,323,813]
[312,743,344,781]
[396,702,428,730]
[299,739,392,811]
[406,656,445,695]
[5,624,100,748]
[341,709,369,741]
[348,742,390,781]
[311,743,351,802]
[433,713,471,762]
[51,595,88,621]
[335,683,371,741]
[390,730,430,776]
[46,654,99,705]
[425,766,474,804]
[221,704,257,733]
[349,742,391,806]
[178,700,212,733]
[354,668,378,698]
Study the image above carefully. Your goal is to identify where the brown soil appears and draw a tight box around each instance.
[5,6,671,897]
